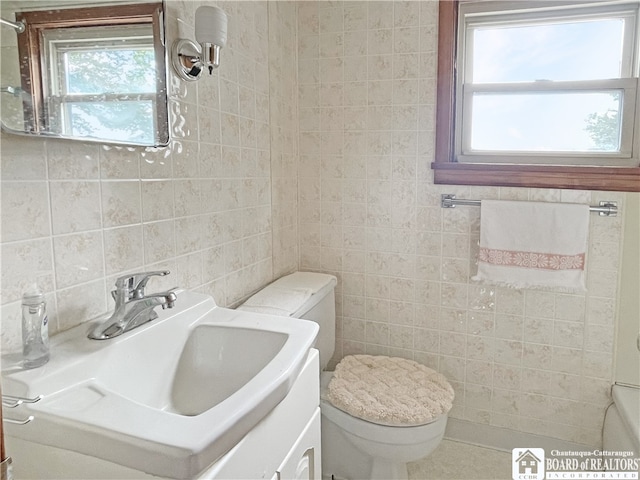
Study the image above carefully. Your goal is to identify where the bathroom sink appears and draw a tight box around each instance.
[1,290,319,479]
[171,325,287,416]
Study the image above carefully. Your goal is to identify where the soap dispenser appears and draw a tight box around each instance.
[21,284,49,369]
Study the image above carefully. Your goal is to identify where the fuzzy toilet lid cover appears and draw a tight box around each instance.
[326,355,455,426]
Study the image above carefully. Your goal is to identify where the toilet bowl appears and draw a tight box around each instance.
[238,272,453,480]
[320,372,448,480]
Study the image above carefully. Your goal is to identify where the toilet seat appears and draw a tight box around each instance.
[320,393,446,444]
[320,371,448,445]
[325,355,454,426]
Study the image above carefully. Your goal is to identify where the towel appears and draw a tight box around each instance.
[472,200,590,292]
[241,286,314,317]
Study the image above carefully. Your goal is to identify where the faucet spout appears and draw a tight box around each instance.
[88,272,178,340]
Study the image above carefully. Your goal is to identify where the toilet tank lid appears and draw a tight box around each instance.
[240,272,337,318]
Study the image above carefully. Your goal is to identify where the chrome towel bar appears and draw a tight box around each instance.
[3,416,33,425]
[441,194,618,217]
[2,394,41,425]
[2,394,42,409]
[0,17,25,33]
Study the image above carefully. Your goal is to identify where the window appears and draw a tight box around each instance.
[15,3,168,146]
[433,1,640,192]
[43,25,157,144]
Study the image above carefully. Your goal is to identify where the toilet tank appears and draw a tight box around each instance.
[238,272,337,370]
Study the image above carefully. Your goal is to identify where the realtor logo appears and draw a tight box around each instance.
[512,448,545,480]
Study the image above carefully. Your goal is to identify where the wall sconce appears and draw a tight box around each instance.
[171,6,227,82]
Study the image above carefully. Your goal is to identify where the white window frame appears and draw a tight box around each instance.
[41,25,157,138]
[455,0,640,167]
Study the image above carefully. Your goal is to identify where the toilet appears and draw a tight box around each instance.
[238,272,453,480]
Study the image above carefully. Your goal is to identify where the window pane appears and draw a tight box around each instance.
[66,101,154,144]
[471,18,625,83]
[65,49,156,95]
[469,91,622,152]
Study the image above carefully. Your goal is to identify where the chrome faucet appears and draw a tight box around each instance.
[88,271,178,340]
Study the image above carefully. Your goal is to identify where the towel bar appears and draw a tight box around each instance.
[2,395,40,426]
[2,416,33,425]
[2,394,42,409]
[441,194,618,217]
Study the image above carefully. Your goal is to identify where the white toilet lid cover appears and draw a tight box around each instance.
[327,355,455,426]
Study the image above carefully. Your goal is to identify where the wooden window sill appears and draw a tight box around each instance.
[431,162,640,192]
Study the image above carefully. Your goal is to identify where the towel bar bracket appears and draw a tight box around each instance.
[441,194,617,217]
[597,201,618,217]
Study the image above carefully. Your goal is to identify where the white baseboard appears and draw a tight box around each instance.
[444,418,596,453]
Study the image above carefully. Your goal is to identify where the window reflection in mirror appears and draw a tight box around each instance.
[0,1,168,147]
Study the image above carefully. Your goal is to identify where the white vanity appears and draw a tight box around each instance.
[2,290,321,479]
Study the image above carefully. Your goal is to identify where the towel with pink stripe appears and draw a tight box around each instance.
[473,200,590,292]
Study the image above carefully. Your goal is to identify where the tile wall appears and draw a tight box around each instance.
[296,1,626,447]
[0,1,295,348]
[269,1,300,278]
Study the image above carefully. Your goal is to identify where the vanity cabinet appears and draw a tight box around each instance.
[200,349,321,479]
[5,350,321,479]
[274,410,320,480]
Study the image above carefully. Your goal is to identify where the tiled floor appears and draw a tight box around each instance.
[408,440,512,479]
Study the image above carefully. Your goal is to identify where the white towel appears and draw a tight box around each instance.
[241,286,314,316]
[473,200,590,292]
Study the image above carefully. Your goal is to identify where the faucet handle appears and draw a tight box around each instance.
[114,270,170,300]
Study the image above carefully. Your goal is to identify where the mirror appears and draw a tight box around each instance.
[0,0,169,147]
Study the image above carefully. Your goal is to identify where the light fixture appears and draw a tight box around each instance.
[171,5,227,82]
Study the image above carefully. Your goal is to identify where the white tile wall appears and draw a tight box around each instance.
[269,1,300,279]
[296,0,625,448]
[0,0,288,349]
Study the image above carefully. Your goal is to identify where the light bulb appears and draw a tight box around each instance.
[195,6,227,48]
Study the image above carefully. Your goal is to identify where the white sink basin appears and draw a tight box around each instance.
[1,290,318,479]
[171,325,287,416]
